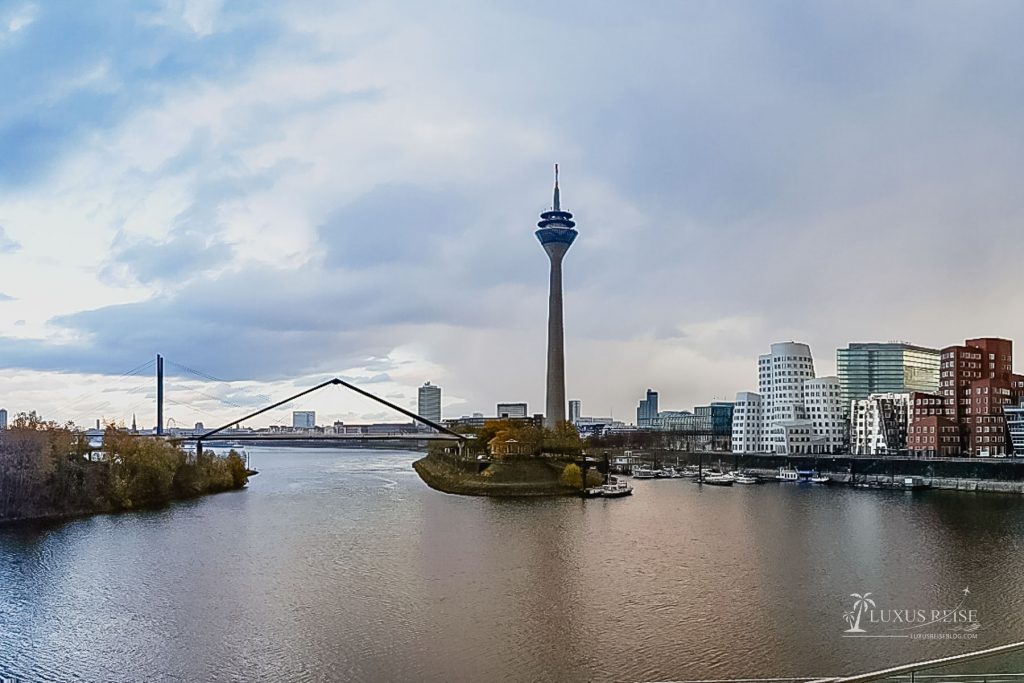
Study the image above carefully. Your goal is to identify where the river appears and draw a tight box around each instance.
[2,447,1024,681]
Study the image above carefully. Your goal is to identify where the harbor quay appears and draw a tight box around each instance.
[596,448,1024,494]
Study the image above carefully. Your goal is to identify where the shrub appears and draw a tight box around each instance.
[560,463,583,489]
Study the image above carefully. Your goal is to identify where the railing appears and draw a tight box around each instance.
[649,641,1024,683]
[807,640,1024,683]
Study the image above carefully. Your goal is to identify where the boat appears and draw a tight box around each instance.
[657,466,678,478]
[584,477,634,498]
[776,467,799,482]
[700,473,734,486]
[600,478,634,497]
[734,472,760,485]
[679,465,700,478]
[809,474,831,484]
[633,466,657,479]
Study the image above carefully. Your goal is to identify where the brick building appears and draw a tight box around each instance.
[909,337,1024,457]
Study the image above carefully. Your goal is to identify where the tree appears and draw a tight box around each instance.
[560,463,583,489]
[543,421,583,455]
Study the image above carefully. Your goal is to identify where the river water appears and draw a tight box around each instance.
[2,448,1024,681]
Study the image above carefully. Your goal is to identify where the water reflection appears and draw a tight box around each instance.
[2,449,1024,681]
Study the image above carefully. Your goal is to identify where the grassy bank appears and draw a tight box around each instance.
[413,451,602,497]
[0,413,248,524]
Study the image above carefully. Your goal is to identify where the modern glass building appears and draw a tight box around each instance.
[636,389,659,427]
[836,343,940,409]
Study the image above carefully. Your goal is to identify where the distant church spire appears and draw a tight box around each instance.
[131,413,137,433]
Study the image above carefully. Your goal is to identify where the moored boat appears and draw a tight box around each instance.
[776,467,799,482]
[633,466,656,479]
[601,478,634,497]
[734,472,760,484]
[701,473,734,486]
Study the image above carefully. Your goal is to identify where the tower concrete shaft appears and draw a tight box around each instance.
[535,165,577,430]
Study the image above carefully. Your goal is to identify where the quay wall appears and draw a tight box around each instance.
[593,449,1024,494]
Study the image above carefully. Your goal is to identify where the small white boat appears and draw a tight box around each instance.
[701,473,734,486]
[601,478,634,497]
[680,466,700,478]
[633,466,657,479]
[585,477,634,498]
[809,474,830,484]
[776,467,799,482]
[734,473,760,485]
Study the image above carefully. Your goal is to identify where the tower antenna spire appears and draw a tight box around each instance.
[553,163,561,211]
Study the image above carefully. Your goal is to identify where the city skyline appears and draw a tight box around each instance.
[4,3,1024,426]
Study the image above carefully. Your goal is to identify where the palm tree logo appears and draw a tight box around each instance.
[843,592,876,633]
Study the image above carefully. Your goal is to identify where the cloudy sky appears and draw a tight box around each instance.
[1,0,1023,429]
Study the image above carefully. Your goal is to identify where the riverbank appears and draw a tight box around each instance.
[600,448,1024,494]
[0,420,249,525]
[413,452,598,496]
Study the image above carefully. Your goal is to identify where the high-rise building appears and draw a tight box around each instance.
[836,343,940,409]
[850,393,911,455]
[0,408,7,430]
[568,399,581,424]
[909,337,1024,457]
[496,402,528,419]
[417,382,442,424]
[636,389,659,427]
[292,411,316,429]
[732,342,845,454]
[536,164,577,429]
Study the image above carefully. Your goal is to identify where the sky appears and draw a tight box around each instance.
[2,0,1024,429]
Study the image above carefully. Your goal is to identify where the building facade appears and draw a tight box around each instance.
[731,392,763,453]
[732,342,845,454]
[0,408,6,430]
[292,411,316,429]
[850,392,911,455]
[496,402,528,419]
[908,337,1024,457]
[568,399,581,424]
[1005,399,1024,456]
[636,389,659,427]
[836,343,940,409]
[417,382,442,424]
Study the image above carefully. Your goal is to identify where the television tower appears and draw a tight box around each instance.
[535,164,577,429]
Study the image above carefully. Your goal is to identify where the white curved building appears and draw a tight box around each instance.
[732,342,846,454]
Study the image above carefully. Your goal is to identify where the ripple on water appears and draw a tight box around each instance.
[4,450,1024,681]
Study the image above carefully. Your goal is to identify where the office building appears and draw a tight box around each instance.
[292,411,316,429]
[837,343,940,409]
[568,399,581,424]
[0,408,6,430]
[1005,398,1024,456]
[850,393,911,455]
[496,402,528,419]
[636,389,659,427]
[732,342,845,454]
[908,337,1024,457]
[417,382,442,423]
